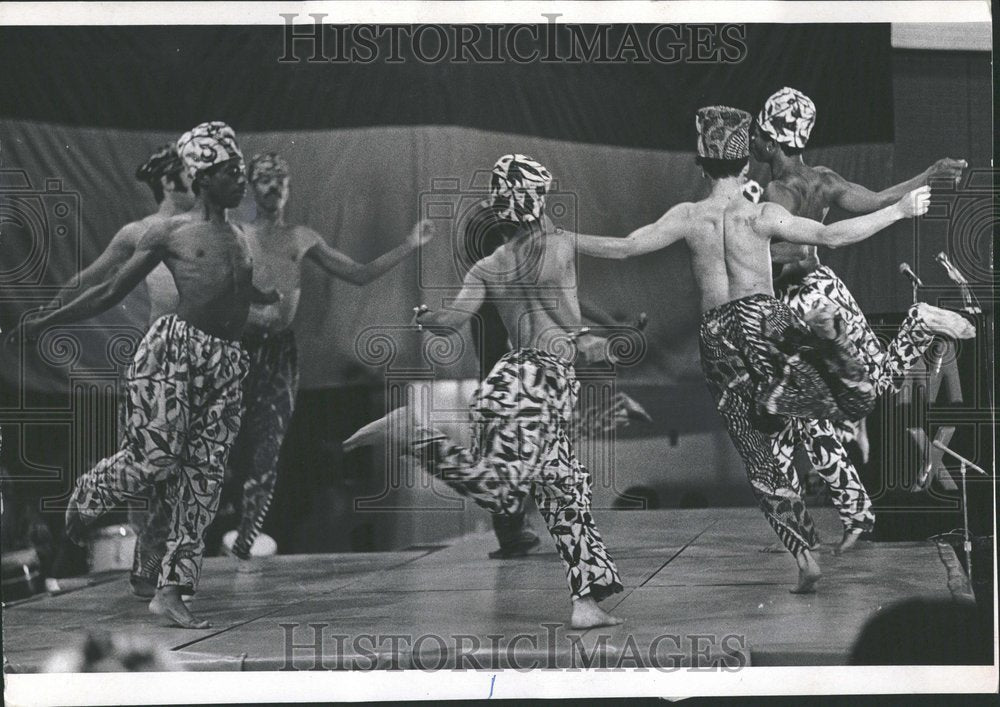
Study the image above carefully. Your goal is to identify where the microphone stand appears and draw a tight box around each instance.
[931,440,989,594]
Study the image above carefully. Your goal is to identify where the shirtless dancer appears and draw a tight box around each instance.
[17,122,277,628]
[205,151,434,564]
[751,87,974,552]
[27,144,196,594]
[462,206,651,559]
[565,107,930,592]
[345,155,624,628]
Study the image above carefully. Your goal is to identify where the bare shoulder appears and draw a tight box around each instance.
[757,201,788,218]
[764,178,800,200]
[140,214,187,246]
[293,224,324,254]
[811,165,848,187]
[664,201,695,218]
[754,201,792,229]
[112,218,150,247]
[648,201,690,227]
[468,249,501,284]
[545,227,576,254]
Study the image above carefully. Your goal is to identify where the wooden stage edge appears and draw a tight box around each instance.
[2,508,967,671]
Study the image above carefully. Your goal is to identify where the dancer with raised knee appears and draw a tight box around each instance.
[26,144,199,596]
[751,87,974,552]
[563,107,930,592]
[346,155,624,628]
[14,122,277,628]
[461,205,651,559]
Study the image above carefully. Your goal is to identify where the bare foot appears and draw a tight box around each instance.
[343,406,417,452]
[149,587,211,629]
[570,596,625,629]
[45,577,91,595]
[915,303,976,339]
[130,575,157,599]
[834,530,863,555]
[790,549,822,594]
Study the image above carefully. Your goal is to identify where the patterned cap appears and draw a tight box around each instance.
[696,106,752,160]
[176,121,244,179]
[490,154,552,224]
[134,144,184,183]
[249,152,290,182]
[757,87,816,149]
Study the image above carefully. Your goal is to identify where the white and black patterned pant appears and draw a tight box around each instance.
[412,348,623,602]
[699,295,874,557]
[70,315,248,593]
[776,266,935,533]
[130,330,297,573]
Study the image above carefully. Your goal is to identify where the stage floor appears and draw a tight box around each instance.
[3,508,960,671]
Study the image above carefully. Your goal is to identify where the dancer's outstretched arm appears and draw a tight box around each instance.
[569,203,693,260]
[23,224,170,334]
[826,158,965,213]
[759,186,930,248]
[414,268,485,335]
[304,219,435,286]
[24,218,157,325]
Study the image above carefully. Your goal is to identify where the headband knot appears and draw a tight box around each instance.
[135,144,183,183]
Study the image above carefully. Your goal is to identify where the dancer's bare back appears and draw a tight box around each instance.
[767,164,842,268]
[417,225,610,362]
[482,229,583,353]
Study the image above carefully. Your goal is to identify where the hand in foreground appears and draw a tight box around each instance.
[896,186,931,219]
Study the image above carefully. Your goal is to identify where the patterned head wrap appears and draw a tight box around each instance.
[695,106,752,160]
[249,152,290,183]
[490,154,552,223]
[757,87,816,149]
[176,121,244,180]
[134,144,183,184]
